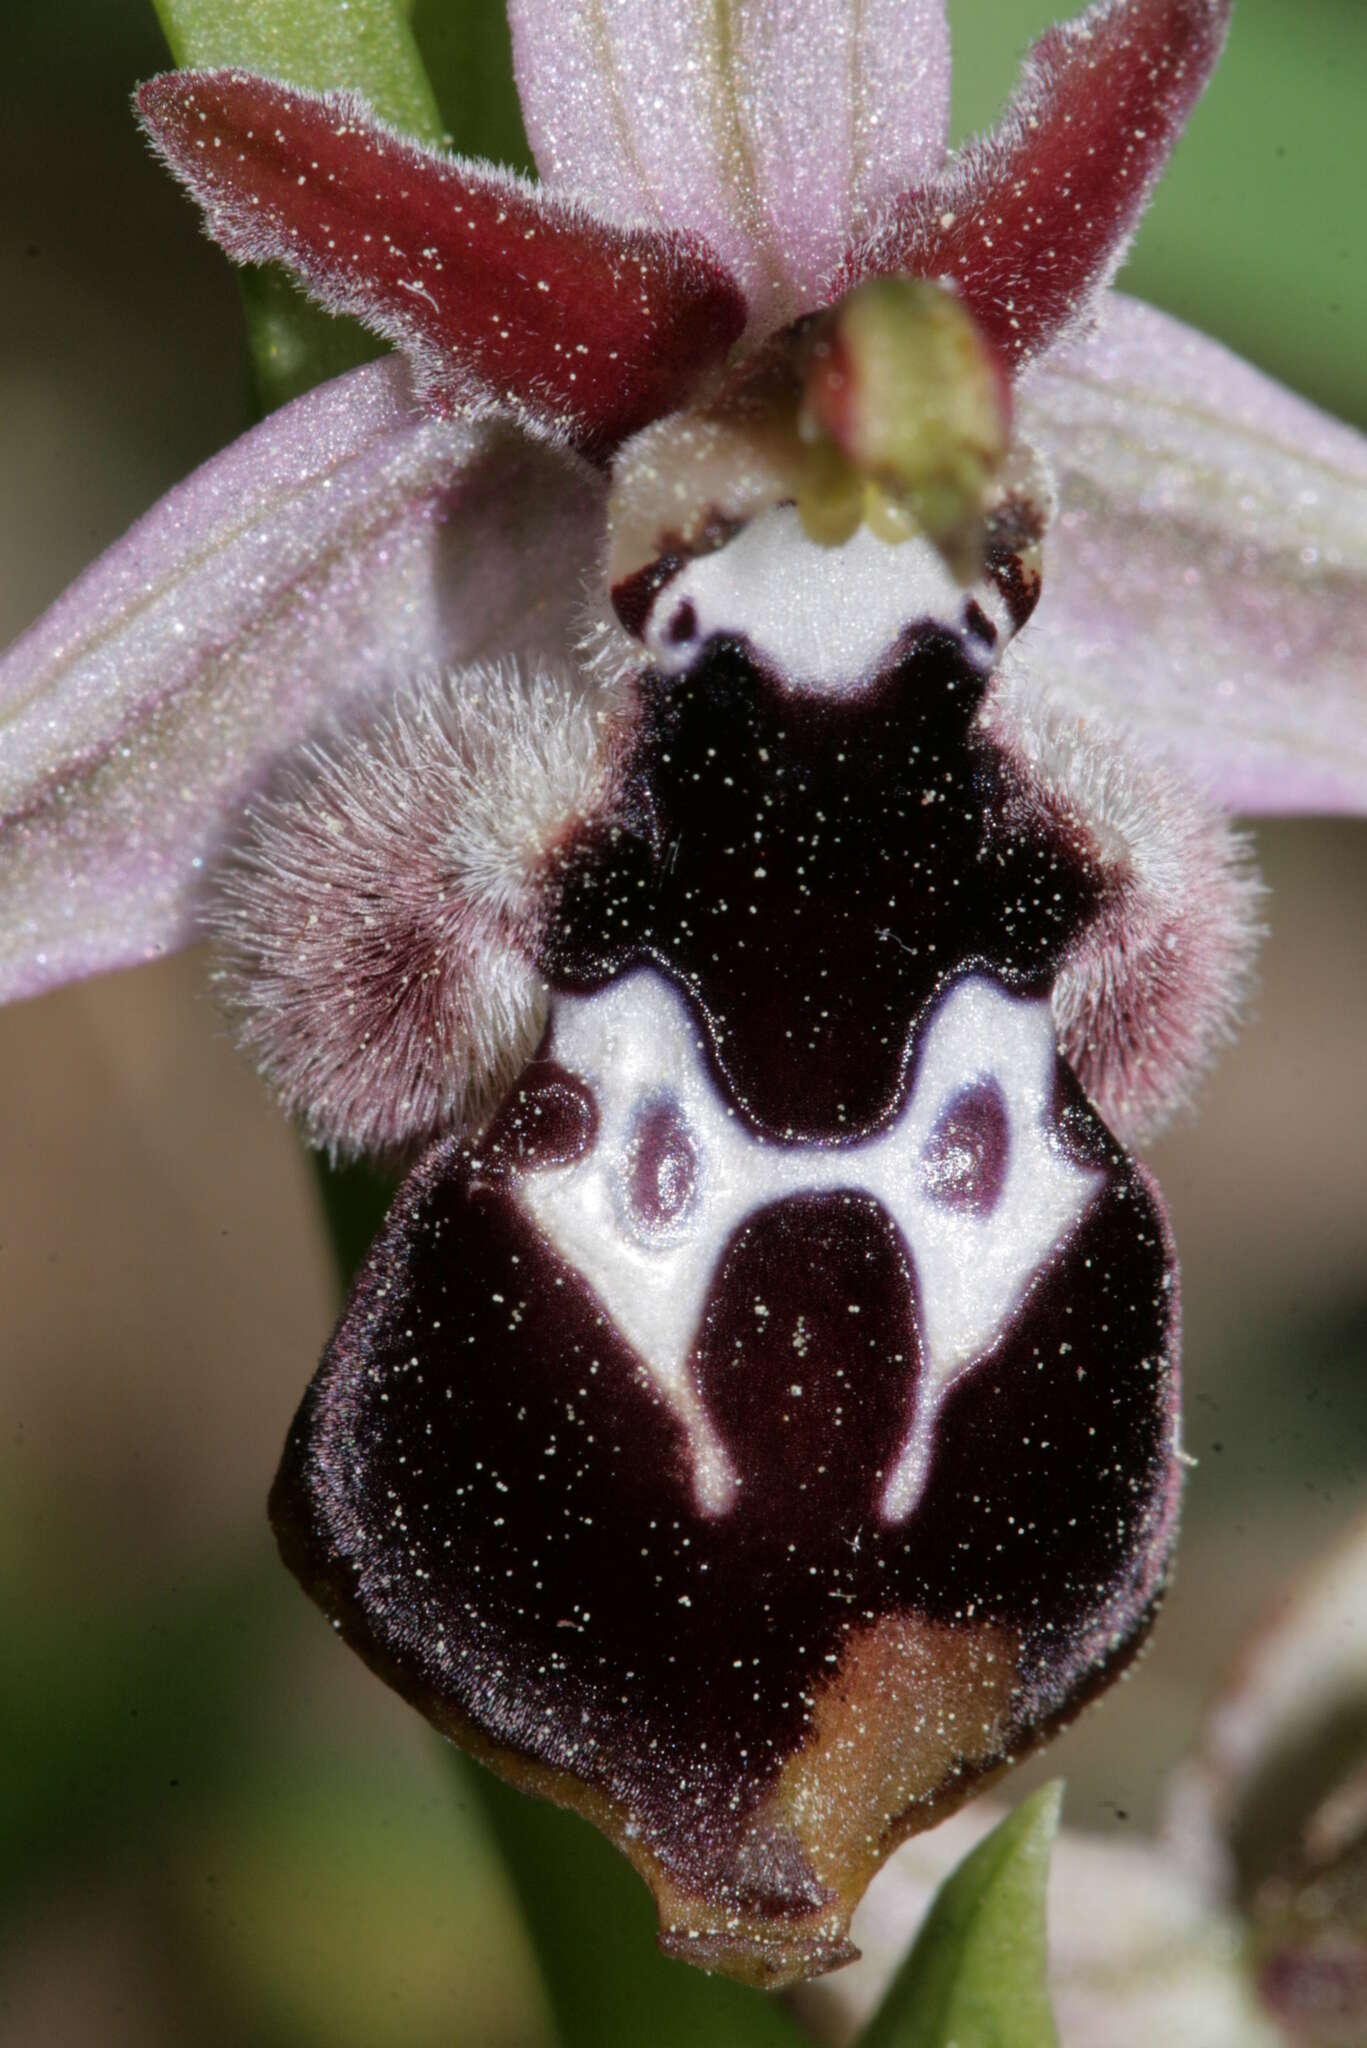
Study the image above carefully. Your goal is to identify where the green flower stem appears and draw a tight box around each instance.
[149,0,444,409]
[311,1153,395,1289]
[149,0,444,130]
[407,0,534,172]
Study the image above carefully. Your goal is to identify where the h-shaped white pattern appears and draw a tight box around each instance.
[516,969,1101,1522]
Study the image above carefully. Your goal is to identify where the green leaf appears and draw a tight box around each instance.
[856,1784,1062,2048]
[148,0,445,409]
[462,1758,811,2048]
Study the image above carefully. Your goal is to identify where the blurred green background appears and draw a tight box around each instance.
[0,2,1363,2042]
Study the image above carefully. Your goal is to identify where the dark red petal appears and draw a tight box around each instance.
[137,71,747,460]
[845,0,1230,371]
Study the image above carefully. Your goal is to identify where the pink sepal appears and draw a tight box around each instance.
[0,358,602,1004]
[1018,296,1367,814]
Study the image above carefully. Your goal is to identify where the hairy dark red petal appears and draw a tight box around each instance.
[846,0,1230,370]
[137,71,747,460]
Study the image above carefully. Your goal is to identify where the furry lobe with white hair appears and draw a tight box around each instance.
[211,662,626,1160]
[982,657,1262,1144]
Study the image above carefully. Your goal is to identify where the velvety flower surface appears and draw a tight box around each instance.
[1,0,1363,1990]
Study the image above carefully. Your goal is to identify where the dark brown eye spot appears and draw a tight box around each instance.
[963,597,998,648]
[475,1065,598,1175]
[667,598,698,646]
[622,1092,698,1231]
[921,1078,1009,1216]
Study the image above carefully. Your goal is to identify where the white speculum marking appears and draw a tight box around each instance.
[516,970,1101,1523]
[641,504,1011,695]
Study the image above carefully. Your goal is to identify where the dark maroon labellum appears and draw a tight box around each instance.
[272,630,1181,1985]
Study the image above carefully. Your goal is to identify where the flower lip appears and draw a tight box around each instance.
[273,1037,1178,1985]
[267,578,1187,1980]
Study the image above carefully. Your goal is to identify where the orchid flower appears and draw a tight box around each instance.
[1,0,1364,1994]
[800,1511,1367,2046]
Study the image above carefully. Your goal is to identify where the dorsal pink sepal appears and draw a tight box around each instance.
[138,70,748,460]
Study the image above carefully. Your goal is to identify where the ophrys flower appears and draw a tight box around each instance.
[1,0,1363,1990]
